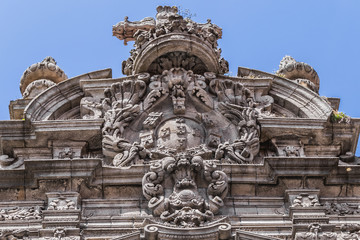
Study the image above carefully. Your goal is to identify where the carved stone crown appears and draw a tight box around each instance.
[113,6,229,75]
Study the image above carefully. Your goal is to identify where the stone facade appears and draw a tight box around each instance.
[1,6,360,240]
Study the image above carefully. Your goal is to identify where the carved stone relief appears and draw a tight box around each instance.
[52,141,87,159]
[113,6,228,75]
[271,138,305,157]
[80,66,276,226]
[0,229,29,240]
[95,68,267,169]
[295,223,360,240]
[324,202,360,215]
[291,193,321,208]
[0,206,42,221]
[294,224,337,240]
[142,156,228,227]
[46,192,79,211]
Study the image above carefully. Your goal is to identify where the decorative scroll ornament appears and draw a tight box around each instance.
[324,202,360,215]
[94,67,265,168]
[101,80,148,167]
[48,198,76,210]
[0,206,42,221]
[210,79,260,163]
[89,67,268,225]
[142,155,228,227]
[113,6,228,75]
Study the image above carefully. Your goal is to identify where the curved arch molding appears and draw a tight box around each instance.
[24,69,112,121]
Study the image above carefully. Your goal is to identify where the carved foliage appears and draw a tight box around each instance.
[144,68,212,114]
[324,202,360,215]
[210,79,260,163]
[102,80,147,166]
[0,229,29,240]
[0,206,42,221]
[148,52,208,75]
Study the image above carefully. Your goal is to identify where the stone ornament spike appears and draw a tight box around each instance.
[20,56,68,98]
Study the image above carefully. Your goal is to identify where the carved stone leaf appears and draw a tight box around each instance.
[144,83,169,111]
[188,81,213,109]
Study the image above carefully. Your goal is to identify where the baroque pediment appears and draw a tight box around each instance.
[2,5,360,240]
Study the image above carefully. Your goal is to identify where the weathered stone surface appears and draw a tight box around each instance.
[0,5,359,240]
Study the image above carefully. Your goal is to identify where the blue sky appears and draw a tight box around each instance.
[0,0,360,150]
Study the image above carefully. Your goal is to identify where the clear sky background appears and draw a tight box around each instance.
[0,0,360,152]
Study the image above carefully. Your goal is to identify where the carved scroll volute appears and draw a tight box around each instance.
[142,155,229,227]
[142,158,174,216]
[215,103,260,163]
[204,161,228,213]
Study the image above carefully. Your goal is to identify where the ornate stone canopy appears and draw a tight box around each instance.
[1,6,360,240]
